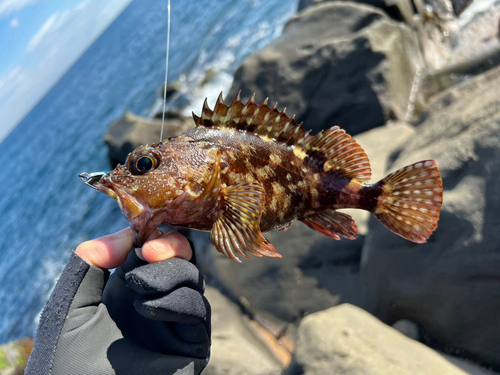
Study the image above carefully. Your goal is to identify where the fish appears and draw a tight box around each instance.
[82,92,443,263]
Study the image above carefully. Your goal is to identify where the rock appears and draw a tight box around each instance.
[104,111,193,167]
[362,65,500,370]
[213,221,361,324]
[298,0,386,12]
[392,319,420,341]
[420,46,500,98]
[297,0,410,22]
[228,2,423,135]
[416,0,500,97]
[203,286,283,375]
[286,304,471,375]
[210,123,414,324]
[412,0,500,71]
[296,0,317,11]
[446,0,500,61]
[153,83,182,118]
[440,353,500,375]
[0,337,33,375]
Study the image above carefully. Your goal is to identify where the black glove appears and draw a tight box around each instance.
[103,249,211,358]
[26,247,210,375]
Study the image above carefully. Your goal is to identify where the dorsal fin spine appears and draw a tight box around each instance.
[202,98,210,114]
[192,92,372,182]
[216,92,224,105]
[192,112,202,126]
[233,91,241,104]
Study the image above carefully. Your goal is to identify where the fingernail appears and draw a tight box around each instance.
[147,232,180,257]
[142,231,192,262]
[149,237,175,256]
[135,247,145,260]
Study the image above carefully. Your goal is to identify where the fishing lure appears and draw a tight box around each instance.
[80,93,443,262]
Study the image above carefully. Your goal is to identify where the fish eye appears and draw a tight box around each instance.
[129,153,159,175]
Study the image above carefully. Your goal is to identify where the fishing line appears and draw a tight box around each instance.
[160,0,171,142]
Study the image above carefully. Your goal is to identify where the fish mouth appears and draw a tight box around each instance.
[79,172,109,191]
[80,171,144,220]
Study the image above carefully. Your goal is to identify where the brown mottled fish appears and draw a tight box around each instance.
[81,93,443,263]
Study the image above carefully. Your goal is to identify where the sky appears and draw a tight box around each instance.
[0,0,133,143]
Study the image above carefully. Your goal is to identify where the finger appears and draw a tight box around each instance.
[75,228,134,269]
[135,228,164,260]
[126,257,204,295]
[141,231,193,263]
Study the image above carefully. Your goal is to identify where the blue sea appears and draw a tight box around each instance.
[0,0,297,343]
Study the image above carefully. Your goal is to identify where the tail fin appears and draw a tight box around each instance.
[374,160,443,243]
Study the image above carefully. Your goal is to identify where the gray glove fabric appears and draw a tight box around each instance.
[26,246,210,375]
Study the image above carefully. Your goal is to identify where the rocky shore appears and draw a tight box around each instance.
[0,338,32,375]
[102,0,500,374]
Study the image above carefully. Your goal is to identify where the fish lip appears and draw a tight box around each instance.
[93,175,144,220]
[79,171,118,199]
[92,176,118,200]
[90,173,158,246]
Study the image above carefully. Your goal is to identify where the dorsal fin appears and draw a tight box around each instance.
[192,92,371,182]
[302,127,372,182]
[192,91,310,145]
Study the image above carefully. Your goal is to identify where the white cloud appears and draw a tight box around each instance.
[0,0,132,143]
[0,0,37,19]
[25,0,95,52]
[10,17,18,28]
[26,13,58,52]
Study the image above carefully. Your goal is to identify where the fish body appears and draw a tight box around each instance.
[92,93,443,262]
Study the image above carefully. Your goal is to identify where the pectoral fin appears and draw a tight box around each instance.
[302,211,358,240]
[211,182,281,263]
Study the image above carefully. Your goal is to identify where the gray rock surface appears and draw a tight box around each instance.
[287,304,471,375]
[298,0,386,11]
[104,111,193,167]
[297,0,409,22]
[414,0,500,70]
[227,2,423,135]
[203,286,282,375]
[362,65,500,370]
[213,221,361,323]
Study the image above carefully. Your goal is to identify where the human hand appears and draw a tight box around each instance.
[75,227,193,268]
[26,228,210,375]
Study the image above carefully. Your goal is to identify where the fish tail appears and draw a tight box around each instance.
[373,160,443,243]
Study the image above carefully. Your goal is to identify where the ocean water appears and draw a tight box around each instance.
[0,0,297,343]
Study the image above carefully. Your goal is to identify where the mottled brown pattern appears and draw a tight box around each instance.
[183,126,348,231]
[91,93,443,262]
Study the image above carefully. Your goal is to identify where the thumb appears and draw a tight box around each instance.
[140,231,193,263]
[75,228,134,269]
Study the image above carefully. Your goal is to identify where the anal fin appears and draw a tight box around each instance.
[211,182,282,263]
[302,211,358,240]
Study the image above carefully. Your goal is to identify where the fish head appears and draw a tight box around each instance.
[91,137,221,245]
